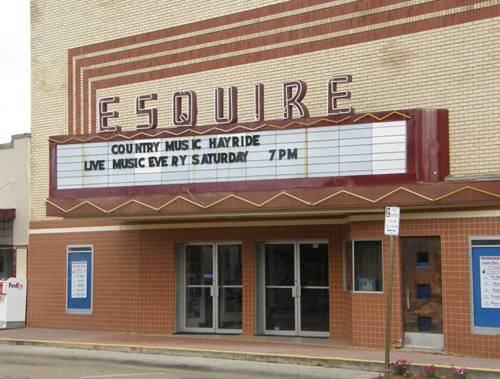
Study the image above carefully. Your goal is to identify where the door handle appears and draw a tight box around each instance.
[406,289,410,310]
[211,286,219,297]
[291,286,300,298]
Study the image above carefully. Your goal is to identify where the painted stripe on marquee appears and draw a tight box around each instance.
[29,210,500,235]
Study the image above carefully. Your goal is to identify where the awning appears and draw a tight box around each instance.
[0,209,15,219]
[46,180,500,219]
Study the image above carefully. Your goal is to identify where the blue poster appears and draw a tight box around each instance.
[471,246,500,329]
[67,250,92,313]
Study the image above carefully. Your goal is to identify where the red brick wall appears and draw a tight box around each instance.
[399,217,500,358]
[28,230,175,333]
[28,225,344,335]
[348,222,404,348]
[241,239,255,336]
[27,217,500,357]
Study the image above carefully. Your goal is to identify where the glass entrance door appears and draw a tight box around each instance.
[183,243,242,333]
[185,244,214,331]
[265,243,296,333]
[299,243,330,334]
[263,242,329,336]
[217,244,242,331]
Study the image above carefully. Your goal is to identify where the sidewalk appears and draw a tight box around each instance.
[0,328,499,377]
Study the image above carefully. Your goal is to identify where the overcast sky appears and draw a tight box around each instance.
[0,2,30,143]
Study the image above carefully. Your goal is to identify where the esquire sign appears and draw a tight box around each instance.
[50,77,438,195]
[98,76,353,132]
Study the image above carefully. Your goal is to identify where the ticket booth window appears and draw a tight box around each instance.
[344,240,383,292]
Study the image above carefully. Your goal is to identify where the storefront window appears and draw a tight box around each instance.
[344,240,383,292]
[0,219,14,246]
[0,220,13,238]
[0,248,15,279]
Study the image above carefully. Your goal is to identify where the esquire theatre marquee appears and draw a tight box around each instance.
[49,77,447,201]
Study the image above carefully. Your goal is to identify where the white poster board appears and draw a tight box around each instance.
[71,261,88,299]
[480,256,500,309]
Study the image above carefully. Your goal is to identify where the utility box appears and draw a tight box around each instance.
[0,277,26,329]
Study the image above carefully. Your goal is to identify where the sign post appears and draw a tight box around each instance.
[384,206,400,375]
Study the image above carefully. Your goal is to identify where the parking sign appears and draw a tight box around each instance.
[384,206,400,236]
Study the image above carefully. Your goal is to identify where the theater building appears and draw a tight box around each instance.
[30,1,500,357]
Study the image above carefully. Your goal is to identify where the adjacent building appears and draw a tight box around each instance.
[30,1,500,357]
[0,134,30,280]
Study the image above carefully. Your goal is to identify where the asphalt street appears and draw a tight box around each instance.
[0,345,377,379]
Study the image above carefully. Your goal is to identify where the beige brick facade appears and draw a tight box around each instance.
[29,2,500,356]
[31,1,500,221]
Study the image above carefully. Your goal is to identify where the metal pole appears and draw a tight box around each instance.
[384,235,395,375]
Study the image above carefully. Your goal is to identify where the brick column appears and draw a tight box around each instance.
[242,240,255,336]
[164,241,176,334]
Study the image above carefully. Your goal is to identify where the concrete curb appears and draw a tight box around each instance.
[0,338,499,378]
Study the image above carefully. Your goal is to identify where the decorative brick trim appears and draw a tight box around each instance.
[67,0,499,135]
[46,182,500,218]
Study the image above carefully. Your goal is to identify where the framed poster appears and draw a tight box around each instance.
[471,239,500,333]
[67,246,93,314]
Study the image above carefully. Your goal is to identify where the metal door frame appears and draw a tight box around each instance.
[262,240,329,337]
[180,242,242,334]
[215,242,243,334]
[299,240,330,337]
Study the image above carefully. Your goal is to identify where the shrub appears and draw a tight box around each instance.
[391,359,411,376]
[451,367,467,379]
[422,364,438,378]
